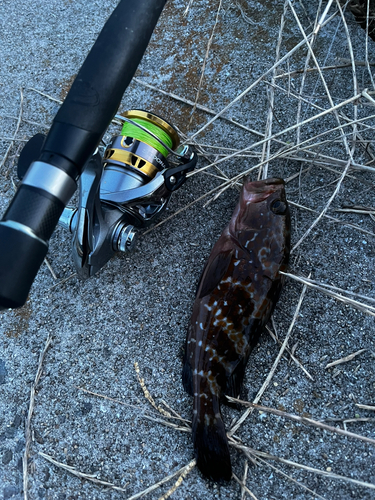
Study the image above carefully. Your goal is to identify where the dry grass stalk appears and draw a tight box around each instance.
[234,0,257,24]
[76,386,144,411]
[231,446,328,500]
[243,446,375,490]
[280,272,375,317]
[356,404,375,411]
[160,399,191,425]
[133,78,283,142]
[343,418,375,431]
[0,137,28,142]
[126,460,196,500]
[229,280,309,436]
[291,160,351,253]
[134,362,172,418]
[157,459,195,500]
[336,207,375,214]
[241,460,249,500]
[187,92,362,192]
[288,0,353,158]
[48,273,77,291]
[232,472,260,500]
[24,334,52,500]
[188,14,338,142]
[259,0,288,179]
[142,183,223,235]
[40,453,196,499]
[335,0,359,148]
[275,61,375,79]
[28,87,62,104]
[294,1,323,148]
[227,398,375,447]
[143,414,191,433]
[3,114,49,129]
[188,0,222,128]
[1,88,23,171]
[183,0,194,17]
[44,258,57,280]
[325,349,367,369]
[39,451,129,491]
[288,200,375,238]
[266,324,314,381]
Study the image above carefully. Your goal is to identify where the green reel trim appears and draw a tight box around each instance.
[120,110,179,158]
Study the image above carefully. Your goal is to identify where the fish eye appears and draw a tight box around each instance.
[271,199,287,215]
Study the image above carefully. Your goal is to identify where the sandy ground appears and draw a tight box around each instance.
[1,1,375,499]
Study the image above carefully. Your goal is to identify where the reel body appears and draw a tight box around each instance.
[19,110,197,279]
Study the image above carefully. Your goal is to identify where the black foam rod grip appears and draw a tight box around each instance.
[51,0,166,143]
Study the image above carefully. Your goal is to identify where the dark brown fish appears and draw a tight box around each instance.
[182,178,291,481]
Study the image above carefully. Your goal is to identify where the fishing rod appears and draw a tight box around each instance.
[0,0,197,310]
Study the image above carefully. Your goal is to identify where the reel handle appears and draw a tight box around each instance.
[0,0,167,310]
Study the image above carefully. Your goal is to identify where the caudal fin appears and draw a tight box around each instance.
[192,395,232,482]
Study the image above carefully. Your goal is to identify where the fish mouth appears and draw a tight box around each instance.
[242,177,285,201]
[243,177,284,189]
[261,178,285,186]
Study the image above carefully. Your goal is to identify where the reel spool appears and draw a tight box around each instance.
[101,110,181,196]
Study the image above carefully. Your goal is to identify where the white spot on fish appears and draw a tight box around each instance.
[234,260,240,266]
[198,370,205,376]
[198,340,202,346]
[250,232,258,241]
[199,323,204,330]
[204,304,212,311]
[215,309,222,317]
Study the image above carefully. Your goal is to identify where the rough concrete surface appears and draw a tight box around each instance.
[1,0,375,499]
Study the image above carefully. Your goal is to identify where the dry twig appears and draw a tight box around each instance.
[326,349,367,369]
[40,452,129,492]
[24,335,52,500]
[157,460,196,500]
[227,398,375,446]
[1,88,23,171]
[134,362,172,418]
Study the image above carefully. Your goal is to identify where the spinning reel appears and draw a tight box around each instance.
[18,110,197,279]
[0,0,181,310]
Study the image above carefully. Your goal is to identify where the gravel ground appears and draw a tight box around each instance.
[1,1,375,499]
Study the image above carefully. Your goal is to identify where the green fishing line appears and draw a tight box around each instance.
[121,118,173,157]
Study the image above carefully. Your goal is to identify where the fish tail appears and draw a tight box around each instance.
[192,393,232,482]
